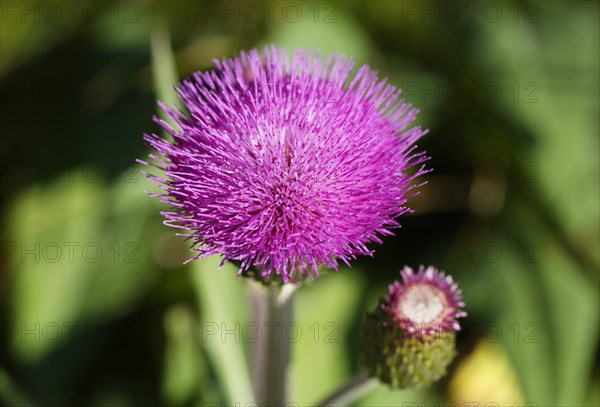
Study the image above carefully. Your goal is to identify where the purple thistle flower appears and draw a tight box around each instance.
[382,265,467,338]
[140,45,429,283]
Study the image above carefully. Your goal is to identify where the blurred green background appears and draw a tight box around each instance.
[1,1,598,406]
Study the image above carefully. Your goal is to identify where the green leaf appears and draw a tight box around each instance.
[161,304,209,405]
[189,257,255,404]
[4,168,164,366]
[290,270,364,405]
[538,238,599,405]
[150,24,180,124]
[477,7,600,266]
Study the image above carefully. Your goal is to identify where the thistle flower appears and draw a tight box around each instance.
[384,265,467,338]
[361,266,466,389]
[141,45,429,283]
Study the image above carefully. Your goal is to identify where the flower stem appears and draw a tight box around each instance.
[252,283,295,405]
[318,371,378,406]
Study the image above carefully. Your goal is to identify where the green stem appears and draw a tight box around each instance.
[318,371,378,406]
[150,24,179,117]
[252,283,295,405]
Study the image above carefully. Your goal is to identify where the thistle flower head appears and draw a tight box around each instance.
[383,265,467,338]
[361,266,466,389]
[141,45,429,283]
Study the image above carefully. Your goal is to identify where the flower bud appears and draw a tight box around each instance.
[361,266,467,389]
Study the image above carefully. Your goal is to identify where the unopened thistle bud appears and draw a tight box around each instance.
[361,266,467,389]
